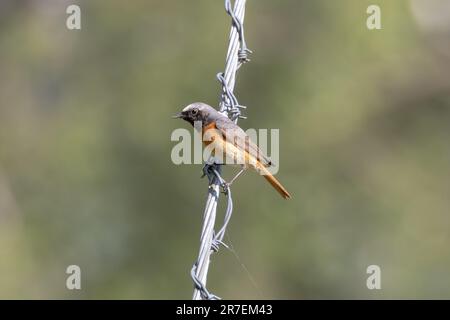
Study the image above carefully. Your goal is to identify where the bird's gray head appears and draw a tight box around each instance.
[173,102,220,127]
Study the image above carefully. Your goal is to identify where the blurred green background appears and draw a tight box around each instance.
[0,0,449,299]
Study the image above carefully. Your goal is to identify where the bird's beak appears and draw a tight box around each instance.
[172,112,183,119]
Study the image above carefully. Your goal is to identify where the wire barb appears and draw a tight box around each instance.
[191,165,233,299]
[191,0,251,300]
[224,0,252,64]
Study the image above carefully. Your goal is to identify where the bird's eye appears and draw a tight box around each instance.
[191,109,198,116]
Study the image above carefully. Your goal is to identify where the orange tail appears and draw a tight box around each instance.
[257,164,291,200]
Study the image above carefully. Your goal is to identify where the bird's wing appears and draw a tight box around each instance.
[215,117,272,167]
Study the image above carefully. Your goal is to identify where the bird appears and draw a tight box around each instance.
[174,102,291,199]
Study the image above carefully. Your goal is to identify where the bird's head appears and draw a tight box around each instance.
[173,102,218,127]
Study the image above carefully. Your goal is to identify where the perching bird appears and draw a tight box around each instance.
[174,102,291,199]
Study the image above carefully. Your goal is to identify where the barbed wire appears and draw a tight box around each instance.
[191,0,251,300]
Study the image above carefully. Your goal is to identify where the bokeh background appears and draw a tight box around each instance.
[0,0,449,299]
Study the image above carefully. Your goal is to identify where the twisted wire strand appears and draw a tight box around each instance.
[191,0,250,300]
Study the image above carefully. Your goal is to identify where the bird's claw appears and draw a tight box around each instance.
[202,163,216,184]
[220,181,230,195]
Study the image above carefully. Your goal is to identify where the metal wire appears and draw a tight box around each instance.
[191,0,251,300]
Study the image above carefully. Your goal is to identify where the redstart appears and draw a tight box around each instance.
[174,102,291,199]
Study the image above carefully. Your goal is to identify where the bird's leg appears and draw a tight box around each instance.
[227,167,246,187]
[203,163,246,194]
[219,167,246,195]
